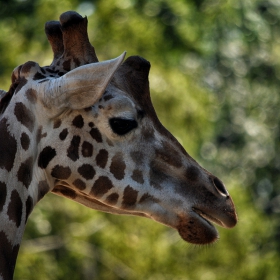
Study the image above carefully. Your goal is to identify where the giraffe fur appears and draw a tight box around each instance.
[0,11,237,280]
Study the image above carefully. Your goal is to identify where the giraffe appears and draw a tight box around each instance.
[0,11,237,280]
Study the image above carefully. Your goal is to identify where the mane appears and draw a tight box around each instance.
[0,63,24,116]
[0,84,18,115]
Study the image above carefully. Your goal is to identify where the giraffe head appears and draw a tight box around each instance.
[2,11,237,245]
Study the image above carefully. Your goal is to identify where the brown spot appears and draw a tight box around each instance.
[67,135,81,161]
[155,143,182,168]
[122,186,138,208]
[110,153,126,180]
[25,196,33,222]
[38,146,57,169]
[21,61,37,73]
[73,178,86,190]
[130,151,144,165]
[0,118,17,171]
[91,176,114,198]
[17,157,33,188]
[25,88,37,104]
[139,193,159,203]
[53,119,62,129]
[131,169,144,184]
[185,166,200,182]
[96,149,108,168]
[36,126,47,144]
[59,128,68,140]
[82,141,93,157]
[88,122,94,127]
[14,102,35,132]
[105,193,119,205]
[63,188,77,199]
[139,194,149,203]
[7,190,22,227]
[149,160,169,189]
[54,185,77,199]
[78,164,95,180]
[20,132,30,150]
[72,115,84,128]
[0,181,7,212]
[0,231,20,280]
[38,180,50,201]
[51,165,71,179]
[90,127,102,143]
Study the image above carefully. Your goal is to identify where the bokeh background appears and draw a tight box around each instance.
[1,0,280,279]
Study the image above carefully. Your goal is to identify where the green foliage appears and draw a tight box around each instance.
[0,0,280,279]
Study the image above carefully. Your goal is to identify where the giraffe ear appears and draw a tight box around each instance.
[114,56,151,100]
[42,52,126,110]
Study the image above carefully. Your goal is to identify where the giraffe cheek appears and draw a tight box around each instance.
[72,179,86,191]
[51,165,71,180]
[82,141,93,157]
[77,164,96,180]
[121,186,138,209]
[105,193,119,205]
[90,176,114,198]
[110,153,126,180]
[131,169,144,184]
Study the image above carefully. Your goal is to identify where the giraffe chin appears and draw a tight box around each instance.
[177,212,219,245]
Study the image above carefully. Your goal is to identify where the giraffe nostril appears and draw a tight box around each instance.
[212,177,228,196]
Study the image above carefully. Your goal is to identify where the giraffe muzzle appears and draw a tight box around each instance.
[176,193,237,244]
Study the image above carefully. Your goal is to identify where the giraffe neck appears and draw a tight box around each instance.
[0,97,48,280]
[0,171,30,280]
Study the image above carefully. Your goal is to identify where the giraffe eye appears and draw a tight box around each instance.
[109,118,138,135]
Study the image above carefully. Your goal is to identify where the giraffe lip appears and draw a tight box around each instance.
[192,207,227,228]
[177,209,219,244]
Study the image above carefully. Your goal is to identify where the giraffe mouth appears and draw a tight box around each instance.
[176,205,237,245]
[192,207,225,228]
[176,202,238,245]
